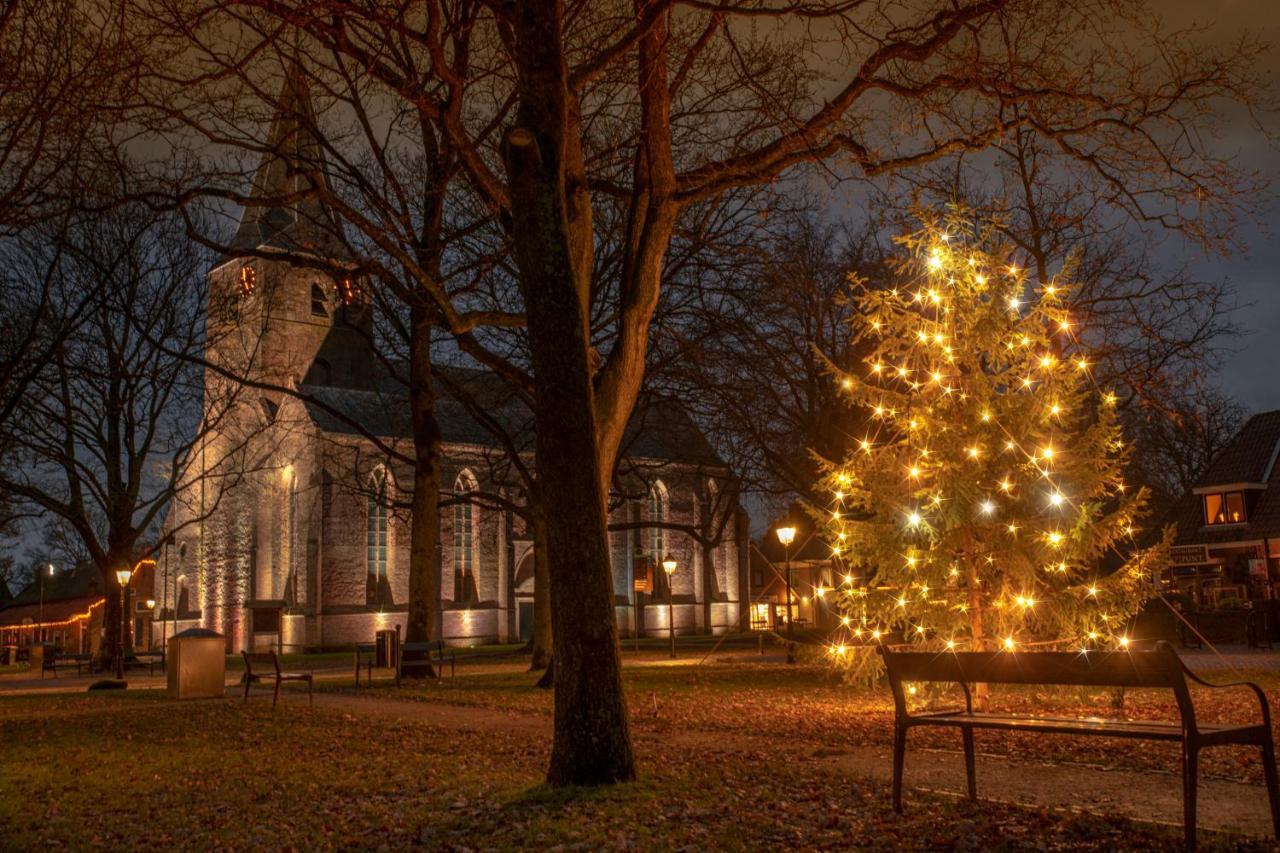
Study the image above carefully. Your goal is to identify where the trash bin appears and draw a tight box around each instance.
[167,628,226,699]
[28,644,48,674]
[375,629,398,668]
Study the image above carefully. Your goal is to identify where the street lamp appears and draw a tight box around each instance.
[776,525,797,664]
[38,563,54,643]
[114,568,132,680]
[661,554,678,659]
[145,599,156,652]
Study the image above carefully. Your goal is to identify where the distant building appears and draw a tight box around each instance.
[1161,410,1280,605]
[751,510,841,633]
[157,71,748,653]
[0,563,103,652]
[0,561,157,654]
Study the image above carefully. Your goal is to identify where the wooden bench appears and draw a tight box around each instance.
[48,652,94,677]
[242,651,313,709]
[353,642,379,687]
[397,640,455,685]
[880,641,1280,849]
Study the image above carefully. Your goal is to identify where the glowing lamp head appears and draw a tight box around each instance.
[906,511,922,527]
[1003,637,1016,651]
[145,599,156,610]
[661,555,677,575]
[115,569,132,587]
[980,500,995,515]
[775,526,796,547]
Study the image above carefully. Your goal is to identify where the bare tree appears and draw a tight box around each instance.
[131,0,1269,785]
[0,200,258,669]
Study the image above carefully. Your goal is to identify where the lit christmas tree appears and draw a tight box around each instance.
[824,210,1167,665]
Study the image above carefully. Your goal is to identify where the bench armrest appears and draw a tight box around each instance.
[1181,668,1272,729]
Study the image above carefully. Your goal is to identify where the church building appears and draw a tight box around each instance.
[155,73,748,653]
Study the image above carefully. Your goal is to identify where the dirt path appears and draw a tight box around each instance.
[310,691,1278,841]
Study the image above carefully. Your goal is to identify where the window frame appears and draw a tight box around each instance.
[1203,490,1249,526]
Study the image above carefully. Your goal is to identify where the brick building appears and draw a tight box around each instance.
[155,73,748,653]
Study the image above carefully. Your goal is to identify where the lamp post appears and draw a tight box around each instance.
[145,599,156,651]
[776,525,797,664]
[662,554,677,659]
[38,563,54,643]
[114,568,132,680]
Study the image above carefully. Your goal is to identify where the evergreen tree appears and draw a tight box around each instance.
[824,211,1167,660]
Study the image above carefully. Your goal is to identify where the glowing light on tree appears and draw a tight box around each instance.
[823,210,1167,659]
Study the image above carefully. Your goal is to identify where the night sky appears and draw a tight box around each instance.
[1170,0,1279,411]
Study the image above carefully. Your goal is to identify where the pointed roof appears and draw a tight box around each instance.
[229,64,350,261]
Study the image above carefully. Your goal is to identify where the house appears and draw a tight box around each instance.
[0,560,159,654]
[155,71,748,653]
[1161,410,1280,605]
[750,510,842,633]
[0,563,104,653]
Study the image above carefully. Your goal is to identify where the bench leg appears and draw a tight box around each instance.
[1182,742,1199,851]
[892,724,907,813]
[272,677,281,710]
[961,727,977,801]
[1262,738,1280,840]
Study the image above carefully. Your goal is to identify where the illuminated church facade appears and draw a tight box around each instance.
[156,75,747,653]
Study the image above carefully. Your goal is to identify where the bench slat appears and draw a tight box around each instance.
[882,648,1184,689]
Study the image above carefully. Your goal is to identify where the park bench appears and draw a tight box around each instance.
[880,641,1280,850]
[397,640,455,685]
[129,650,164,675]
[353,632,455,687]
[242,651,313,709]
[48,651,93,678]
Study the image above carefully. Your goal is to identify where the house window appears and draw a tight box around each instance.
[311,282,329,317]
[1204,491,1248,526]
[366,468,389,606]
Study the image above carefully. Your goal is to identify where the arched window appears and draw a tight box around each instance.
[453,470,478,604]
[311,282,329,317]
[648,481,668,560]
[366,467,390,607]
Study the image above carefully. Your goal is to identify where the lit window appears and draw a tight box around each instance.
[1204,491,1248,526]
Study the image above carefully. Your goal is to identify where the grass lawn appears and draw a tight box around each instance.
[0,688,1204,852]
[3,662,1277,849]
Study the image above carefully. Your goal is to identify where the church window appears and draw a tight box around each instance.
[648,481,668,559]
[366,467,389,607]
[453,470,478,604]
[311,282,329,317]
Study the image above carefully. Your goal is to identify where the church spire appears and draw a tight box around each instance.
[230,63,348,260]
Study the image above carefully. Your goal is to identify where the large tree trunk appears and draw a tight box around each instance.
[501,7,634,785]
[529,490,553,671]
[405,305,441,677]
[95,560,130,673]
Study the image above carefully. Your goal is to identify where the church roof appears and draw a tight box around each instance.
[299,366,725,468]
[229,64,351,261]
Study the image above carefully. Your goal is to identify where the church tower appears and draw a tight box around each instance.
[192,64,374,652]
[206,63,373,398]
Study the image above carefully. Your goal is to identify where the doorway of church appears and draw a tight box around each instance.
[518,601,534,643]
